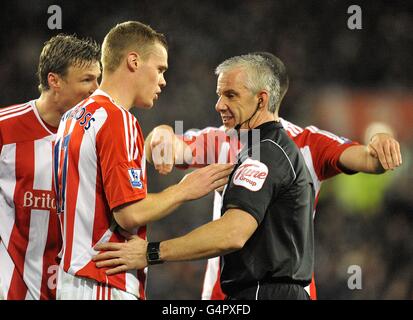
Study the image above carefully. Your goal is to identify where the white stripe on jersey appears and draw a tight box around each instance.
[202,256,220,300]
[0,106,33,122]
[201,191,223,299]
[118,107,130,161]
[307,126,346,144]
[280,118,304,137]
[0,103,31,116]
[300,146,321,197]
[33,138,54,190]
[0,242,14,299]
[125,270,139,297]
[141,146,146,180]
[218,142,230,164]
[23,209,50,300]
[133,121,139,160]
[0,144,17,248]
[69,108,107,272]
[128,113,135,162]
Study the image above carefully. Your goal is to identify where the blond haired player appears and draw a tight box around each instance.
[54,21,232,300]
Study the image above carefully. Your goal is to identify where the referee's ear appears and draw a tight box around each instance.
[257,91,269,109]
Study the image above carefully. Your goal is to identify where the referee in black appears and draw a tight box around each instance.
[93,53,315,300]
[220,115,314,300]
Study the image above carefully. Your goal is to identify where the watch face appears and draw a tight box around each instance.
[148,252,160,261]
[147,242,162,264]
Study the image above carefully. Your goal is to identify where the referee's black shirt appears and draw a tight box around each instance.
[221,121,315,295]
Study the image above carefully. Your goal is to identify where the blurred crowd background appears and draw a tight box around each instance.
[1,0,412,299]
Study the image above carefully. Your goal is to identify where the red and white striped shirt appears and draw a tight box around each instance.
[0,101,61,300]
[180,118,358,300]
[54,89,147,299]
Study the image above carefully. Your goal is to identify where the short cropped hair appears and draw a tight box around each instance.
[253,52,289,111]
[215,54,280,113]
[102,21,167,74]
[37,34,101,92]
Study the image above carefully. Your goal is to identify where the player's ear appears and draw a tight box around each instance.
[127,52,140,71]
[47,72,61,91]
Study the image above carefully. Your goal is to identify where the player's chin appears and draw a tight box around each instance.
[140,99,155,109]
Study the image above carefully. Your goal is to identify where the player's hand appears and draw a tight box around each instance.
[367,133,402,170]
[178,163,234,201]
[93,236,148,275]
[150,125,176,175]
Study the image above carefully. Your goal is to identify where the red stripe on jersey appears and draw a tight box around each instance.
[210,262,226,300]
[137,269,146,300]
[309,273,317,300]
[102,284,106,300]
[7,141,35,299]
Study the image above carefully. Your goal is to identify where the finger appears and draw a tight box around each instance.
[158,165,173,175]
[205,163,233,172]
[106,265,128,276]
[150,139,162,149]
[95,258,123,268]
[211,167,234,180]
[215,185,225,193]
[209,163,234,175]
[391,141,402,166]
[94,242,122,251]
[383,141,395,170]
[93,251,119,262]
[162,164,173,173]
[367,144,378,158]
[372,144,389,170]
[213,177,229,189]
[159,169,169,175]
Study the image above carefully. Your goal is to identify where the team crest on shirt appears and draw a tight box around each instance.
[232,158,268,191]
[128,168,143,189]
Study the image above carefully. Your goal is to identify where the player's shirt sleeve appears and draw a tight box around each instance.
[96,111,147,210]
[222,142,295,224]
[301,126,359,180]
[176,127,229,168]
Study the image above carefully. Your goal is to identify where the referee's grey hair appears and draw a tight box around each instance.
[215,54,281,113]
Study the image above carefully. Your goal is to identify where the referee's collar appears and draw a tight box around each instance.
[253,120,283,133]
[238,121,282,140]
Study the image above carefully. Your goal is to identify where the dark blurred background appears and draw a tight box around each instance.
[1,0,412,299]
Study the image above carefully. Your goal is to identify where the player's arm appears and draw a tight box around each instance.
[94,208,258,273]
[113,163,234,231]
[338,133,402,173]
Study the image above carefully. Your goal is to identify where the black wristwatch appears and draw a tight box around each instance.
[146,242,164,265]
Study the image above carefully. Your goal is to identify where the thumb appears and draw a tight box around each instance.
[367,144,378,159]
